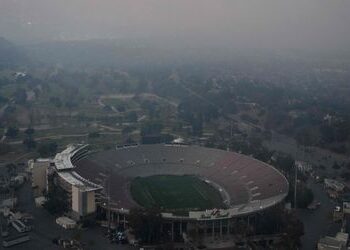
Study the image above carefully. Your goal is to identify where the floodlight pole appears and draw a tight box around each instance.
[101,169,112,235]
[107,170,111,234]
[294,163,297,209]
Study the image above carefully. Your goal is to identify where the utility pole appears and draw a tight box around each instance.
[99,171,111,235]
[227,120,233,152]
[106,170,111,234]
[294,163,298,209]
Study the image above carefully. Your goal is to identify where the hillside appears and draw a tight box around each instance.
[0,37,27,68]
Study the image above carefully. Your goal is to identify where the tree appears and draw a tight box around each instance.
[191,114,203,137]
[24,127,35,136]
[141,120,163,137]
[88,131,100,138]
[49,97,62,108]
[122,126,136,136]
[295,127,318,146]
[37,141,58,157]
[274,154,295,178]
[5,126,19,138]
[23,137,36,150]
[0,94,8,104]
[13,88,27,105]
[43,184,69,215]
[126,111,138,123]
[256,208,304,249]
[332,162,341,170]
[296,186,314,208]
[128,207,163,244]
[5,163,17,176]
[0,143,11,155]
[65,100,78,111]
[341,171,350,181]
[279,212,304,249]
[142,100,158,119]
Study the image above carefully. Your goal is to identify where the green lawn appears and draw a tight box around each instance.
[130,175,224,210]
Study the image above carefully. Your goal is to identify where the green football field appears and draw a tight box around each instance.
[130,175,224,210]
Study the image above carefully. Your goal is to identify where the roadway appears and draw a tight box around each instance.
[297,179,341,249]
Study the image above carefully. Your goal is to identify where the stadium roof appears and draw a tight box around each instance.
[54,144,102,191]
[58,171,102,192]
[54,145,79,170]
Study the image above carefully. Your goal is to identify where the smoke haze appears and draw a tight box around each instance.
[1,0,350,49]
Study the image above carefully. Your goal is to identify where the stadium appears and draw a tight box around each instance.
[52,143,289,243]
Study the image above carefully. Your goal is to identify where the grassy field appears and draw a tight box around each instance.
[130,175,224,210]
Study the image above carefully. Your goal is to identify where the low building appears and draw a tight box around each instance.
[0,198,17,209]
[318,232,348,250]
[343,202,350,215]
[333,206,343,222]
[324,179,345,193]
[318,236,344,250]
[336,232,349,245]
[327,189,341,200]
[34,196,46,207]
[56,217,76,229]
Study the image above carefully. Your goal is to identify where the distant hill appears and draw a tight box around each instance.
[25,39,179,68]
[24,39,237,68]
[0,37,27,68]
[21,38,350,69]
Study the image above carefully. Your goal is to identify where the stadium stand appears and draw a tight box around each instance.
[74,144,288,217]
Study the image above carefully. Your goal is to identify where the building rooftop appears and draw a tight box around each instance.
[318,236,344,248]
[324,178,345,191]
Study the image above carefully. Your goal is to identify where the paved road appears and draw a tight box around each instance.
[297,179,341,249]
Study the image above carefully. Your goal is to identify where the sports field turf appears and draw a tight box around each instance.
[130,175,224,210]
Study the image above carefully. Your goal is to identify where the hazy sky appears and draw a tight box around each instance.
[1,0,350,49]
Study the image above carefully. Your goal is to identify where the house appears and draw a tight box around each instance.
[318,232,348,250]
